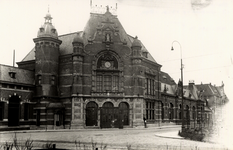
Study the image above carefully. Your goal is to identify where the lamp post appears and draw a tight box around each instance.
[171,40,185,132]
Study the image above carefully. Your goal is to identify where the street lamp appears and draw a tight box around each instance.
[171,40,185,132]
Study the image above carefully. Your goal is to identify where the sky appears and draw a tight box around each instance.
[0,0,233,147]
[0,0,232,96]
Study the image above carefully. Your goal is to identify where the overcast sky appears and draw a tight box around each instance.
[0,0,233,146]
[0,0,232,97]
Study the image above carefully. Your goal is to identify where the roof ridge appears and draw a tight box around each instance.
[21,48,35,62]
[58,31,82,37]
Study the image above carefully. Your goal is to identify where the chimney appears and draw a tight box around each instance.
[189,80,195,86]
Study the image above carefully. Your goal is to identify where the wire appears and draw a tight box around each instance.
[159,52,225,63]
[168,64,232,75]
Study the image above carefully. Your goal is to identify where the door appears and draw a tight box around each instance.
[8,95,20,126]
[119,102,129,125]
[86,102,98,126]
[100,107,119,128]
[100,102,119,128]
[36,110,40,126]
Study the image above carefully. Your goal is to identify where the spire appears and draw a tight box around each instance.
[37,9,58,39]
[45,6,52,23]
[106,5,109,12]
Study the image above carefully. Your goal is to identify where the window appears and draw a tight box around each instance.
[169,103,174,120]
[146,101,155,120]
[161,103,164,120]
[24,103,29,121]
[9,72,16,78]
[192,106,196,120]
[145,78,155,95]
[95,53,120,92]
[9,84,15,89]
[0,102,4,121]
[96,75,103,92]
[16,86,21,90]
[51,75,56,85]
[2,84,8,88]
[37,75,42,85]
[96,74,119,92]
[104,75,111,91]
[112,76,119,92]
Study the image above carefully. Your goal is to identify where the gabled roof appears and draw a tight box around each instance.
[160,71,176,85]
[0,64,34,85]
[183,83,200,100]
[196,84,220,97]
[160,71,177,95]
[20,11,157,63]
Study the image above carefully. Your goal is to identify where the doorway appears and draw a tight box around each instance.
[86,102,98,126]
[8,95,20,126]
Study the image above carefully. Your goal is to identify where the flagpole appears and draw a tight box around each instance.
[13,50,15,67]
[171,40,185,132]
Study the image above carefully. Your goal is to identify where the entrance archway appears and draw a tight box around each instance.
[119,102,129,125]
[186,105,190,126]
[86,101,98,126]
[8,95,20,126]
[169,103,174,121]
[100,102,117,128]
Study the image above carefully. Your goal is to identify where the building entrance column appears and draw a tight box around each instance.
[71,97,84,129]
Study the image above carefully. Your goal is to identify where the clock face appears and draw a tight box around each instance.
[105,61,111,68]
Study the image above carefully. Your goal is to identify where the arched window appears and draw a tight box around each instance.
[161,103,164,120]
[192,106,196,120]
[96,53,120,92]
[37,75,42,85]
[179,104,182,120]
[169,103,174,120]
[0,102,4,121]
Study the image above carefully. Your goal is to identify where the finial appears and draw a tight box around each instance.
[106,5,109,12]
[116,3,117,9]
[135,36,138,39]
[48,5,50,13]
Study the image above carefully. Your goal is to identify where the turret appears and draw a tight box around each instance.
[131,36,143,96]
[72,33,84,95]
[33,12,62,97]
[131,36,142,57]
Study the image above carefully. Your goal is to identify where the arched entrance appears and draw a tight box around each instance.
[169,103,174,121]
[86,101,98,126]
[8,95,20,126]
[119,102,129,125]
[186,105,190,126]
[100,102,115,128]
[161,103,164,120]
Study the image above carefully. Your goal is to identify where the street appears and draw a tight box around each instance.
[0,126,227,150]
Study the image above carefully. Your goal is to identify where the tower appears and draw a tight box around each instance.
[72,33,84,96]
[33,12,62,97]
[131,36,143,96]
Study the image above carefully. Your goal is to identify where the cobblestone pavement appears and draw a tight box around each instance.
[0,126,228,150]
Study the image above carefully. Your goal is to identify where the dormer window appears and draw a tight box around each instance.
[51,28,56,33]
[142,52,148,58]
[40,27,44,32]
[9,72,16,79]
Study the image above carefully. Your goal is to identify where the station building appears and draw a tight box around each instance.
[0,6,224,130]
